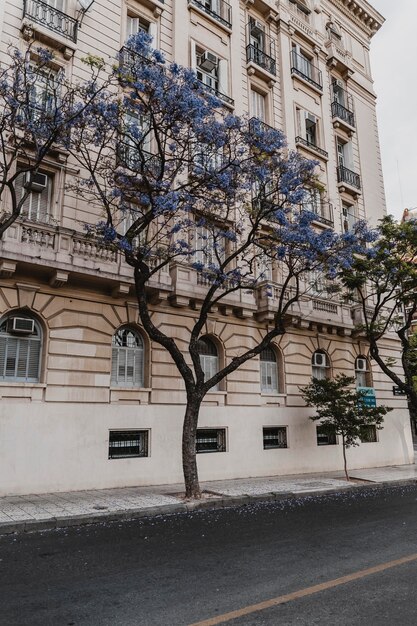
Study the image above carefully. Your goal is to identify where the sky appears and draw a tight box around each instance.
[370,1,417,219]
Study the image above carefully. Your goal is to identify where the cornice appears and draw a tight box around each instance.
[327,0,385,38]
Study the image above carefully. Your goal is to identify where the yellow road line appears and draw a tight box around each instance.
[189,552,417,626]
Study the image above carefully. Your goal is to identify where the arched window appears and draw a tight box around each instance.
[312,350,329,380]
[0,314,42,382]
[260,347,279,393]
[196,337,219,390]
[111,327,144,387]
[355,356,371,388]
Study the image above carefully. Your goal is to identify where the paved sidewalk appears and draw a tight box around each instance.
[1,464,417,535]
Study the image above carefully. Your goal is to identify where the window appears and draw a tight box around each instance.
[355,356,371,388]
[120,110,152,168]
[292,44,313,79]
[195,337,219,389]
[248,17,265,52]
[260,347,279,393]
[108,430,149,458]
[196,428,226,453]
[336,139,353,170]
[316,425,337,445]
[263,427,287,449]
[192,42,230,101]
[111,328,145,387]
[312,350,329,380]
[309,270,326,297]
[359,425,377,443]
[0,314,42,382]
[29,66,61,118]
[251,89,266,122]
[15,169,53,223]
[327,20,342,42]
[332,80,346,107]
[342,203,356,233]
[193,144,223,175]
[195,225,226,267]
[288,0,310,22]
[126,13,150,38]
[255,251,273,282]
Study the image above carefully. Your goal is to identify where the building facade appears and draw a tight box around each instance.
[0,0,413,496]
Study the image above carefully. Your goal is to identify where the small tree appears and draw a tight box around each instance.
[340,215,417,426]
[301,374,391,480]
[68,33,367,498]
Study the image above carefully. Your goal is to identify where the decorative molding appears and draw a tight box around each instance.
[16,283,39,309]
[0,261,16,278]
[328,0,384,37]
[49,270,69,288]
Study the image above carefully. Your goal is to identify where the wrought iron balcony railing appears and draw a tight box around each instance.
[23,0,78,43]
[196,80,234,106]
[188,0,232,29]
[301,201,334,227]
[331,101,355,128]
[248,117,275,134]
[246,44,276,76]
[117,145,162,178]
[290,50,322,90]
[337,165,361,190]
[295,136,328,159]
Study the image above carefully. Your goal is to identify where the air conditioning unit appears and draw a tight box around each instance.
[333,79,344,89]
[250,20,265,36]
[24,171,48,192]
[356,357,367,372]
[8,317,35,334]
[313,352,326,367]
[198,51,218,72]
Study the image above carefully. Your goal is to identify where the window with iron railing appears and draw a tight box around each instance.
[188,0,232,29]
[23,0,78,43]
[291,47,322,90]
[0,314,42,382]
[111,327,145,387]
[246,19,276,75]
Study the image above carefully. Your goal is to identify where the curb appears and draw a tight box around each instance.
[1,478,417,536]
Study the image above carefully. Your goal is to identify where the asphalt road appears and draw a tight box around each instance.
[1,484,417,626]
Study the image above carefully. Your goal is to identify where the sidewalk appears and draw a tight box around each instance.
[1,464,417,535]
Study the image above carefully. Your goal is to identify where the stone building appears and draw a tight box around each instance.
[0,0,412,496]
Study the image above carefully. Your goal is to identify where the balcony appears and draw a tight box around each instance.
[246,43,276,78]
[188,0,232,29]
[116,146,162,178]
[23,0,77,44]
[325,41,353,77]
[196,80,234,107]
[248,117,275,134]
[290,51,322,92]
[295,136,328,160]
[301,201,334,227]
[337,165,361,195]
[331,101,355,133]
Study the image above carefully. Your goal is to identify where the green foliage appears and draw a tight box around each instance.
[301,374,391,448]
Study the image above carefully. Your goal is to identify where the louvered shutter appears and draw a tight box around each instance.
[0,336,6,378]
[5,338,18,378]
[111,346,119,385]
[27,338,41,380]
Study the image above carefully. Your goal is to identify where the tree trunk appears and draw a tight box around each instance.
[182,394,203,499]
[342,435,349,481]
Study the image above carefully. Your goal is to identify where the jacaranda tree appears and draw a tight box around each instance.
[67,33,369,498]
[0,44,107,237]
[340,215,417,426]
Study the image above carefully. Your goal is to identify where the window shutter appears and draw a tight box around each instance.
[190,40,197,70]
[126,15,139,39]
[251,90,266,121]
[148,21,157,43]
[218,59,228,96]
[5,338,18,378]
[111,347,119,385]
[0,336,6,378]
[27,339,41,380]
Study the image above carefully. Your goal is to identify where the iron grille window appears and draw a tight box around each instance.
[108,430,149,459]
[263,427,287,449]
[0,316,42,382]
[360,425,377,443]
[316,426,337,446]
[196,428,226,453]
[111,328,144,387]
[23,0,78,43]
